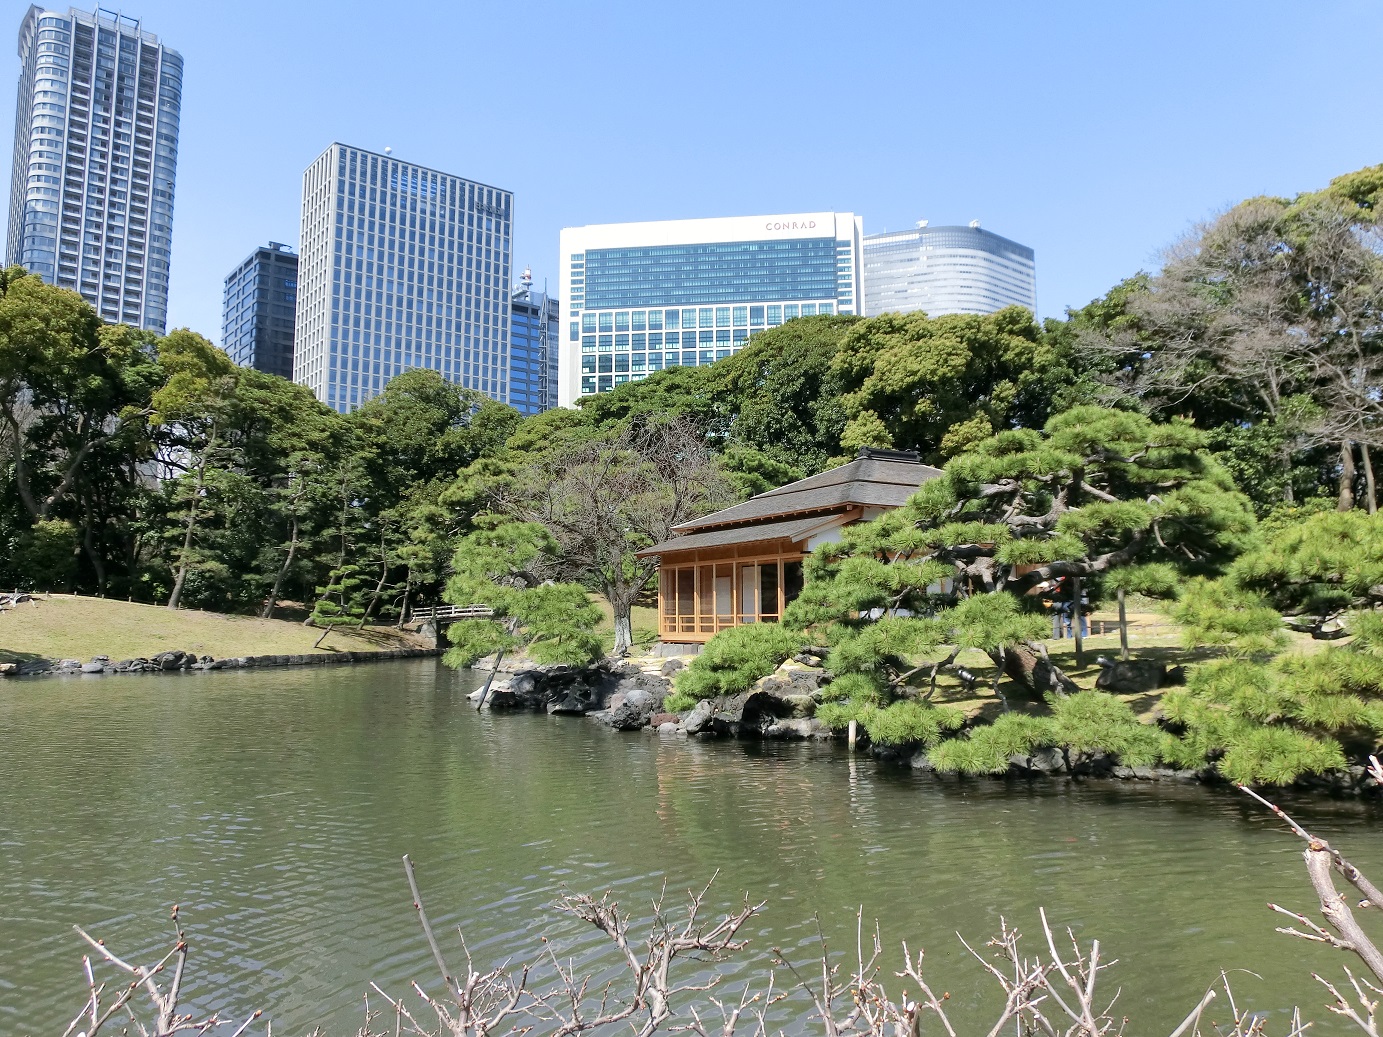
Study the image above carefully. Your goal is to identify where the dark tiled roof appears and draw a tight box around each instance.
[637,513,845,557]
[674,454,942,533]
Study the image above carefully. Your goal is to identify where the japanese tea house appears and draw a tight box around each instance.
[638,447,943,645]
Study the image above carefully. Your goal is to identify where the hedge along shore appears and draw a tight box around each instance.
[0,645,442,678]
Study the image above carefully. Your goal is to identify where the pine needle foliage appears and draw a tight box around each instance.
[928,692,1167,774]
[667,623,806,710]
[788,405,1254,716]
[441,518,604,670]
[1231,510,1383,625]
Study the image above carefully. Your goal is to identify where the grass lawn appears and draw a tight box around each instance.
[0,594,429,664]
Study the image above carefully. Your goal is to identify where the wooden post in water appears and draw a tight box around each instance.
[848,718,857,752]
[1117,586,1130,662]
[1072,575,1085,670]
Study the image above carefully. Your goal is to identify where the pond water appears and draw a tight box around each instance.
[2,660,1381,1034]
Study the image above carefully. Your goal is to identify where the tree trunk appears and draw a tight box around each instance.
[1003,643,1079,697]
[612,609,634,656]
[1364,444,1377,515]
[260,514,299,619]
[397,576,412,630]
[1117,586,1130,662]
[359,541,389,630]
[313,623,330,649]
[1339,440,1357,512]
[81,497,106,596]
[474,648,506,711]
[166,492,201,610]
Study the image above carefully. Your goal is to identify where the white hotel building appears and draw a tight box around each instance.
[558,212,862,407]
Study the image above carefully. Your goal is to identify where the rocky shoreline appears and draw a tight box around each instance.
[473,655,1383,798]
[0,645,440,677]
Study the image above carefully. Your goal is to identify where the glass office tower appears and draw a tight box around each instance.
[508,267,557,415]
[293,142,512,413]
[6,5,182,332]
[558,212,862,406]
[222,242,298,380]
[862,222,1035,319]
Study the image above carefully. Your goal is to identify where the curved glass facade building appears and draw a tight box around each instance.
[5,5,181,332]
[862,223,1035,319]
[558,212,862,407]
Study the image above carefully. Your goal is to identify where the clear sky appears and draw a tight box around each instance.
[3,0,1378,342]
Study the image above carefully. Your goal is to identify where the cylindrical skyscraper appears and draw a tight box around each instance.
[862,222,1035,319]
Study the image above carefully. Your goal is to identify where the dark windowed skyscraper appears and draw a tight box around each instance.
[222,242,298,380]
[6,5,182,332]
[508,267,557,415]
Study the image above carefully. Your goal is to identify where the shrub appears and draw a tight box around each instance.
[670,623,806,706]
[929,714,1056,774]
[815,698,964,748]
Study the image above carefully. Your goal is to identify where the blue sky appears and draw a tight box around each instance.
[3,0,1378,341]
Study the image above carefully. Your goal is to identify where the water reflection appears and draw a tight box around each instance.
[0,660,1379,1034]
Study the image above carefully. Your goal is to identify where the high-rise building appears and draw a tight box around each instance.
[509,267,557,416]
[862,222,1035,319]
[6,5,182,332]
[558,212,862,406]
[222,242,298,380]
[293,142,512,413]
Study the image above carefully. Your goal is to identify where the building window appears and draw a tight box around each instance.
[614,353,629,373]
[598,312,613,332]
[598,334,613,351]
[632,332,645,349]
[582,335,596,352]
[750,305,765,326]
[820,302,833,314]
[648,352,663,370]
[582,355,596,373]
[801,303,816,316]
[647,309,663,330]
[598,354,613,373]
[632,353,646,372]
[784,304,798,320]
[569,321,579,340]
[767,305,782,326]
[615,333,629,349]
[715,306,730,327]
[732,306,747,327]
[631,310,645,331]
[664,309,680,330]
[582,312,595,332]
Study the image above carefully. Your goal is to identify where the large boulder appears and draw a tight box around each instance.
[682,700,714,735]
[598,688,659,731]
[1095,659,1180,693]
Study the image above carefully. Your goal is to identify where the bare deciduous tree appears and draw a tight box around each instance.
[499,418,731,655]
